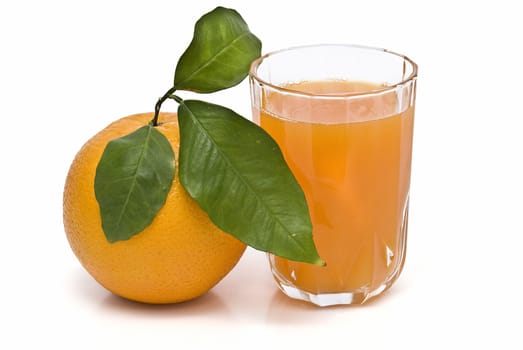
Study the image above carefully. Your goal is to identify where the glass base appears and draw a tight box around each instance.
[269,199,409,307]
[275,277,392,306]
[270,250,405,306]
[269,240,406,306]
[270,249,406,306]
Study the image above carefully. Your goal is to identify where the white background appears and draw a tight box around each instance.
[1,0,522,348]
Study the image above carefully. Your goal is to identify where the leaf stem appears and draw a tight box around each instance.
[152,86,178,126]
[170,94,184,104]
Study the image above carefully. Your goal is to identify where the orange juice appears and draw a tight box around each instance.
[253,80,414,296]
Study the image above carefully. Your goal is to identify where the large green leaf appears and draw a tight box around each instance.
[94,125,175,242]
[177,100,324,265]
[174,6,262,93]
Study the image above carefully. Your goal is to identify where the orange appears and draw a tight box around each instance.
[63,112,246,304]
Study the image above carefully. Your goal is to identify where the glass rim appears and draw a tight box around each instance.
[249,43,418,99]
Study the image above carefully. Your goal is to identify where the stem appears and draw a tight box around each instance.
[171,94,184,104]
[151,86,178,126]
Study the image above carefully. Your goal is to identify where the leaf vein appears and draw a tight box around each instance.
[177,31,251,88]
[114,126,153,231]
[183,104,297,243]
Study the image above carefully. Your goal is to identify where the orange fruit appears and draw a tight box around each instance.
[63,112,246,304]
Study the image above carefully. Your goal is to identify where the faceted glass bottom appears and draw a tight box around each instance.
[268,207,409,307]
[271,263,403,306]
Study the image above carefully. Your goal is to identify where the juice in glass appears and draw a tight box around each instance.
[249,45,417,305]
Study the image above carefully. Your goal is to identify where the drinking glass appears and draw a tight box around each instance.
[249,44,417,306]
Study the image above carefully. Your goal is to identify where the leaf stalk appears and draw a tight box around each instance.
[152,85,178,126]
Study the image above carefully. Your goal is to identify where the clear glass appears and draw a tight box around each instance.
[249,44,417,306]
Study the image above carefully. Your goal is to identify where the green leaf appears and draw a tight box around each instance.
[174,6,262,93]
[177,100,324,265]
[94,125,175,242]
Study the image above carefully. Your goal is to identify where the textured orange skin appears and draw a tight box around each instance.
[63,113,246,304]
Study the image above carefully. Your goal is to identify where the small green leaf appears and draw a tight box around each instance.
[94,125,175,242]
[177,100,324,265]
[174,6,262,93]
